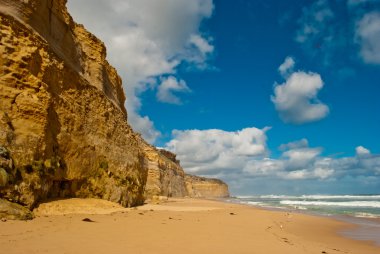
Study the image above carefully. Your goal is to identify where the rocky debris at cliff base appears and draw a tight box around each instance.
[0,199,34,220]
[146,195,170,204]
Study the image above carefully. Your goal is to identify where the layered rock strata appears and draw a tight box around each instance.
[0,0,229,216]
[144,149,229,199]
[0,0,146,208]
[185,174,229,198]
[144,148,187,198]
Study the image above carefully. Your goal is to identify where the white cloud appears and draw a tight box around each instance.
[271,59,329,124]
[127,113,160,144]
[165,127,270,174]
[356,145,371,156]
[157,76,191,104]
[279,138,309,151]
[164,126,380,193]
[281,169,310,180]
[359,155,380,173]
[243,158,283,176]
[282,147,322,170]
[279,167,333,180]
[278,56,295,77]
[356,12,380,64]
[165,130,333,181]
[189,34,214,56]
[67,0,215,143]
[313,167,334,179]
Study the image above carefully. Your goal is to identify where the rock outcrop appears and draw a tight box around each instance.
[144,149,229,199]
[0,0,146,208]
[0,0,229,216]
[185,175,229,198]
[0,198,34,220]
[144,148,187,198]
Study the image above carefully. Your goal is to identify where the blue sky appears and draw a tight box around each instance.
[68,0,380,195]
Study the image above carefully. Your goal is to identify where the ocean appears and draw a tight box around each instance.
[228,194,380,245]
[231,194,380,218]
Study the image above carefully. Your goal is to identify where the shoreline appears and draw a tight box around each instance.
[334,215,380,246]
[223,197,380,247]
[1,197,379,254]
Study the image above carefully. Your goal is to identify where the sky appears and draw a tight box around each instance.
[67,0,380,195]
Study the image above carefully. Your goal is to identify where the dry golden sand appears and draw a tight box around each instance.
[0,198,379,254]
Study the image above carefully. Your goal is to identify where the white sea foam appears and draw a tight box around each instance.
[246,201,261,205]
[280,200,380,208]
[354,212,380,218]
[235,195,258,199]
[259,195,380,200]
[299,195,380,200]
[259,195,296,199]
[291,205,308,210]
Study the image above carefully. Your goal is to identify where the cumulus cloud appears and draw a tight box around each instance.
[156,76,191,104]
[242,158,283,176]
[358,154,380,173]
[165,127,270,174]
[190,34,214,55]
[282,147,322,170]
[164,125,380,194]
[356,11,380,64]
[67,0,215,143]
[356,145,371,156]
[271,58,329,124]
[278,138,309,151]
[278,56,295,77]
[255,142,329,181]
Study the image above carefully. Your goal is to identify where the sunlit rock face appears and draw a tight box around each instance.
[185,174,229,198]
[0,0,146,208]
[0,0,229,212]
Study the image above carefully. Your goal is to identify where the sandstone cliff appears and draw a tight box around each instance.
[143,147,187,198]
[185,174,229,198]
[144,149,229,199]
[0,0,229,215]
[0,0,146,208]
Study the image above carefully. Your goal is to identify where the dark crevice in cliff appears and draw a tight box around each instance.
[45,100,62,158]
[48,0,53,35]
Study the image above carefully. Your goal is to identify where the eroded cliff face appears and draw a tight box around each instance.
[185,175,229,198]
[144,149,229,199]
[0,0,229,212]
[144,148,187,198]
[0,0,145,208]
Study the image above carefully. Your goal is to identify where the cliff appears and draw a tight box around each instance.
[144,149,229,199]
[0,0,229,217]
[185,175,229,198]
[143,147,187,198]
[0,0,146,208]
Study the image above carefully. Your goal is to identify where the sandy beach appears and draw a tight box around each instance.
[0,198,379,254]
